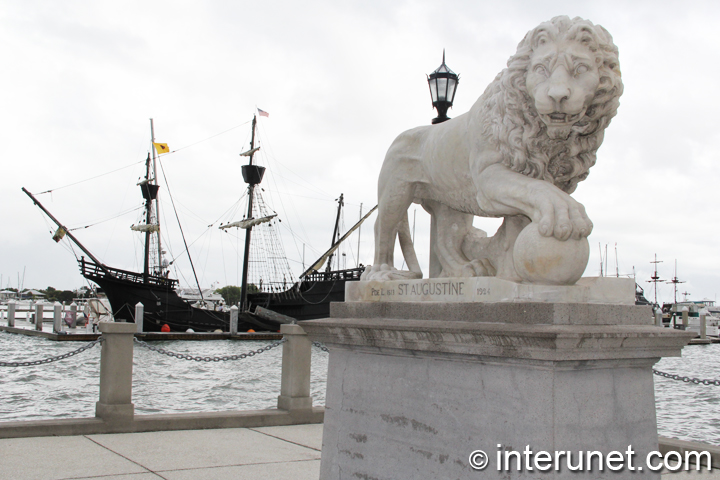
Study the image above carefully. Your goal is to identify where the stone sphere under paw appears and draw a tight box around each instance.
[512,223,589,285]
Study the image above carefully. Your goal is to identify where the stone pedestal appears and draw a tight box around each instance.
[302,281,694,479]
[277,324,313,411]
[96,322,135,422]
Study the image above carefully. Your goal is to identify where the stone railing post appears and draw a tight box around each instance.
[69,302,78,328]
[655,310,663,327]
[681,307,689,329]
[230,305,238,335]
[7,300,15,327]
[96,322,136,422]
[135,302,144,333]
[53,302,62,333]
[28,301,34,324]
[700,313,707,339]
[35,302,44,331]
[277,323,313,411]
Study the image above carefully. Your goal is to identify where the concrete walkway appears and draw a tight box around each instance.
[2,423,719,479]
[0,424,322,480]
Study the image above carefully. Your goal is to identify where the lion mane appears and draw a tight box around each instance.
[474,16,623,194]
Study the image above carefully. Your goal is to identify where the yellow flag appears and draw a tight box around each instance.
[153,142,170,154]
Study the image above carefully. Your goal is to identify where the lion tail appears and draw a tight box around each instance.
[398,212,422,275]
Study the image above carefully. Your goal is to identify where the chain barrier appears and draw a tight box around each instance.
[0,338,102,367]
[133,337,286,362]
[312,341,329,353]
[653,369,720,386]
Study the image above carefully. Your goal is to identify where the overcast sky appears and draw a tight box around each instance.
[2,0,719,305]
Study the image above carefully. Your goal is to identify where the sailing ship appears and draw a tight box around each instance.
[24,115,373,332]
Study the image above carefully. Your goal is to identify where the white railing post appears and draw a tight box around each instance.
[53,302,62,333]
[28,301,34,324]
[277,323,313,411]
[655,310,663,327]
[135,302,144,333]
[69,302,78,328]
[96,322,136,422]
[230,305,238,335]
[35,302,44,331]
[7,300,15,327]
[681,306,689,329]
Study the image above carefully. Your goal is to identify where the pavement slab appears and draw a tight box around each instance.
[159,459,321,480]
[87,427,321,472]
[252,423,324,451]
[0,435,148,480]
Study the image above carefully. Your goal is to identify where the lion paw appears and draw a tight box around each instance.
[360,264,423,282]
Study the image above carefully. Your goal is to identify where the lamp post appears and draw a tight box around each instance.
[427,50,459,124]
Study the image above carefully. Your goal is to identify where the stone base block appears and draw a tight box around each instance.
[95,402,134,421]
[303,302,694,479]
[277,395,313,411]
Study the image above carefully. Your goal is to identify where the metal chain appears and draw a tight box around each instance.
[313,341,329,352]
[653,369,720,386]
[0,339,102,367]
[133,337,286,361]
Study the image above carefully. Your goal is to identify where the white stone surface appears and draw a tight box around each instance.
[303,303,694,479]
[513,222,590,284]
[361,16,623,285]
[346,276,636,305]
[320,347,662,479]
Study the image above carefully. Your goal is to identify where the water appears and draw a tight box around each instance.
[0,330,327,421]
[654,343,720,445]
[1,330,718,446]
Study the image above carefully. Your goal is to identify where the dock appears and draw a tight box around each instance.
[0,323,282,341]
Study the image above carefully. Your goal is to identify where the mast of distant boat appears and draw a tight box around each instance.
[326,194,344,272]
[647,254,664,307]
[150,119,163,277]
[240,114,263,312]
[667,259,685,304]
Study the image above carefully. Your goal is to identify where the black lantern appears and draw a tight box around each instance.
[427,50,459,124]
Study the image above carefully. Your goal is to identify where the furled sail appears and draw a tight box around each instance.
[219,214,277,230]
[300,205,377,278]
[131,224,160,233]
[239,146,261,157]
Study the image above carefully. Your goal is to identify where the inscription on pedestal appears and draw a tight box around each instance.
[350,276,636,305]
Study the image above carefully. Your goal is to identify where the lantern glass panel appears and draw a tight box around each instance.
[446,80,456,103]
[437,78,448,101]
[429,79,438,103]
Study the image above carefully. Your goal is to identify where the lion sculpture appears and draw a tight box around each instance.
[361,16,623,285]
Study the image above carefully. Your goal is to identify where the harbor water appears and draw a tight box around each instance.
[1,329,718,446]
[0,330,327,421]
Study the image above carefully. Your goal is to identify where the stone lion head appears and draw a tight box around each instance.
[476,16,623,193]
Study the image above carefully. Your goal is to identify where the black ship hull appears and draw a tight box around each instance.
[247,268,363,321]
[81,259,362,332]
[81,259,280,333]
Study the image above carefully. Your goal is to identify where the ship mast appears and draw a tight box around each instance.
[138,119,164,283]
[326,194,344,272]
[647,254,664,307]
[666,259,685,304]
[142,152,152,282]
[150,119,163,275]
[240,114,265,312]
